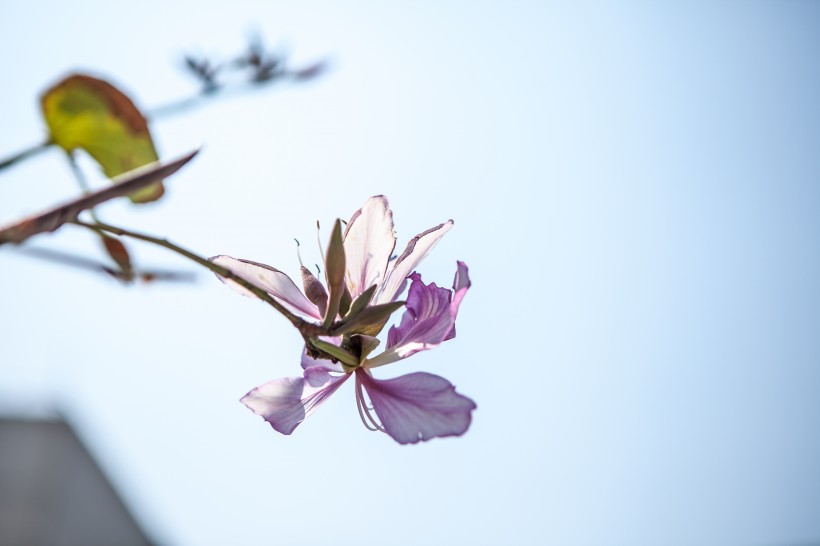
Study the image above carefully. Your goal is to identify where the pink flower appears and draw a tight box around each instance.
[213,196,474,444]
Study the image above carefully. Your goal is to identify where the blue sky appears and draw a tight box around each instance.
[2,2,819,545]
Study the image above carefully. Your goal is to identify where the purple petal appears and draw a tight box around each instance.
[241,368,350,434]
[343,196,396,299]
[445,261,471,342]
[367,262,471,368]
[451,260,471,313]
[387,274,453,348]
[375,220,453,305]
[356,369,476,445]
[211,255,322,321]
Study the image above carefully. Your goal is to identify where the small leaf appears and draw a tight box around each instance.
[345,284,377,318]
[292,60,328,81]
[0,150,197,246]
[338,285,352,318]
[100,233,133,278]
[330,301,405,337]
[40,73,163,203]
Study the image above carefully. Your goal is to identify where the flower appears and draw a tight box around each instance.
[212,196,475,444]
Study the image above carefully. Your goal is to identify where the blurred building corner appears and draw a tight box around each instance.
[0,415,155,546]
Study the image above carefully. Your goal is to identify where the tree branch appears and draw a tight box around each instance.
[71,219,327,336]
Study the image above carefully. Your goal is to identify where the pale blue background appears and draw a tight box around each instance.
[2,2,819,545]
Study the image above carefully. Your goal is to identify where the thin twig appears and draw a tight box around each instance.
[71,219,324,334]
[66,152,101,223]
[0,150,198,245]
[10,245,196,283]
[0,140,53,172]
[145,71,308,120]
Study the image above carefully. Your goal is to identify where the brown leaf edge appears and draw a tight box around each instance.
[0,149,198,246]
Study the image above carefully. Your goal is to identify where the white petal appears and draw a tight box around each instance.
[343,196,396,299]
[374,220,453,305]
[211,255,322,320]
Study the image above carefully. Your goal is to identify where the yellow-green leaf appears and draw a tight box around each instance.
[40,73,163,203]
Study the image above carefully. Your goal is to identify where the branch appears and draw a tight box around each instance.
[0,150,198,245]
[71,219,322,334]
[0,140,53,173]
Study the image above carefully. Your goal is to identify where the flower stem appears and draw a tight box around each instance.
[66,152,102,223]
[71,218,313,331]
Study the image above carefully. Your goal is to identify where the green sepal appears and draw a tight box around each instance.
[345,284,377,318]
[322,219,345,329]
[349,334,381,361]
[330,300,405,337]
[339,286,352,318]
[309,337,358,368]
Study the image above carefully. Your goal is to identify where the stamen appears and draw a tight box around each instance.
[355,377,384,432]
[356,384,379,432]
[294,238,304,267]
[315,220,327,269]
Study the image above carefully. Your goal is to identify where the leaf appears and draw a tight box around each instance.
[0,150,198,246]
[344,284,377,319]
[41,73,163,203]
[100,234,133,276]
[330,301,405,337]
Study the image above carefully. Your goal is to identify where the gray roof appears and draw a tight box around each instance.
[0,417,155,546]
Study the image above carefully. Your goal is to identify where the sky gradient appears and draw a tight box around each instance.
[2,3,819,545]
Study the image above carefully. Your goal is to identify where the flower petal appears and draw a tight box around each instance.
[366,262,471,368]
[445,261,471,342]
[356,370,476,444]
[241,368,350,435]
[451,260,471,312]
[387,274,453,348]
[375,220,453,304]
[343,196,396,299]
[211,255,322,321]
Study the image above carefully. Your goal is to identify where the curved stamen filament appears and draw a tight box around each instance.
[355,376,384,432]
[294,238,304,267]
[316,220,327,270]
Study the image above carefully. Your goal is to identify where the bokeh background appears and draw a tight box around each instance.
[2,2,819,545]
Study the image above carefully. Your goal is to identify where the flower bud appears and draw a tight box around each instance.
[300,266,328,317]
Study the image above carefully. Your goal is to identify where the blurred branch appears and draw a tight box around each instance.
[66,151,92,193]
[0,34,326,172]
[12,245,196,284]
[148,36,326,119]
[0,140,53,173]
[0,150,198,245]
[0,33,327,289]
[146,61,325,119]
[64,151,105,225]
